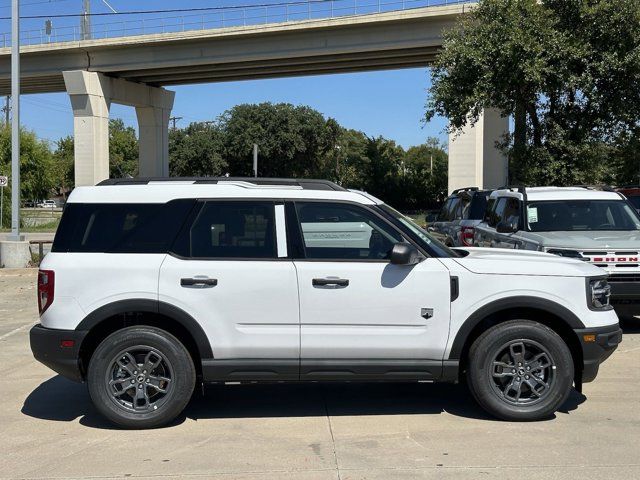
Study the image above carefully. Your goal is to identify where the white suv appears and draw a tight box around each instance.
[30,178,621,428]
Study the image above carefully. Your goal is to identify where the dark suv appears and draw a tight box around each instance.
[428,187,492,247]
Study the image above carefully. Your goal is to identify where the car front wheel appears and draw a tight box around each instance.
[467,320,574,421]
[87,326,196,429]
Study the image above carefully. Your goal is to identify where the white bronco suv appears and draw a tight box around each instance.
[30,178,621,428]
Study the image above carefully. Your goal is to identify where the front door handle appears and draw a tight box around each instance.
[312,278,349,287]
[181,277,218,287]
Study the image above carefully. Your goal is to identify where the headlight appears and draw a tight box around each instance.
[588,278,611,310]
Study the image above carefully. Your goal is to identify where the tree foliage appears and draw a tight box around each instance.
[427,0,640,186]
[108,119,139,178]
[0,125,57,226]
[169,122,227,177]
[1,103,448,217]
[166,103,447,209]
[220,103,340,178]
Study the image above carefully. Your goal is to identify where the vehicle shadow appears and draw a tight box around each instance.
[21,376,586,430]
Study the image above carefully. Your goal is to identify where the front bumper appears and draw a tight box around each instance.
[30,324,87,382]
[574,323,622,384]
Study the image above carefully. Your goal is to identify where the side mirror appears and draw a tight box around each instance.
[496,220,518,234]
[390,242,422,265]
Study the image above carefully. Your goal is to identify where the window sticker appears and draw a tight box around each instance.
[527,207,538,223]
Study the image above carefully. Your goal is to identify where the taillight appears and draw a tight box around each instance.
[461,226,475,246]
[38,270,55,315]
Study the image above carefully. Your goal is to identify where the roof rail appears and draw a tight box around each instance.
[497,185,527,194]
[570,184,616,192]
[97,177,347,191]
[451,186,479,194]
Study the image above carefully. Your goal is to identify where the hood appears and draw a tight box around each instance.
[452,247,604,277]
[525,230,640,249]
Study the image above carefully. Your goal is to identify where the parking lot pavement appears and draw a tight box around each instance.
[1,269,639,480]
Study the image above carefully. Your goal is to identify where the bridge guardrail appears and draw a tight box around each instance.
[1,0,475,48]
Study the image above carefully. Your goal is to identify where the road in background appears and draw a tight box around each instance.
[1,269,639,479]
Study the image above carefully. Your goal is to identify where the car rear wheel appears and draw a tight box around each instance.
[87,326,196,429]
[467,320,574,421]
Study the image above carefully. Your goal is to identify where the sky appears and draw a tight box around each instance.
[0,0,452,149]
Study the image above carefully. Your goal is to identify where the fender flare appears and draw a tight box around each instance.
[76,299,213,359]
[448,296,585,360]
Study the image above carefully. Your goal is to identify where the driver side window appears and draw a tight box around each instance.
[294,202,403,261]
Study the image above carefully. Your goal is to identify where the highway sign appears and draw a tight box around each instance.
[0,176,7,187]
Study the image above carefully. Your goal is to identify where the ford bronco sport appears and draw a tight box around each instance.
[30,178,621,428]
[474,186,640,318]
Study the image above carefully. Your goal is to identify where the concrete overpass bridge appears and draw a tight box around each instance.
[0,1,506,193]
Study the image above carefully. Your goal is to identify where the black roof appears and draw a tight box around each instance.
[97,177,347,191]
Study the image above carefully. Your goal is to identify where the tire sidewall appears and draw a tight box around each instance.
[468,320,574,421]
[87,326,196,429]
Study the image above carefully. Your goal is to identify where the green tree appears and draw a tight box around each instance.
[0,124,56,226]
[426,0,640,186]
[404,138,448,208]
[361,136,406,207]
[331,128,370,188]
[109,119,138,178]
[53,135,74,198]
[220,103,338,177]
[169,122,227,177]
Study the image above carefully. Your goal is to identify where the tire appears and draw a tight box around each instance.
[87,326,196,429]
[467,320,574,421]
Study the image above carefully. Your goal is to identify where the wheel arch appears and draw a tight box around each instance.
[76,299,213,379]
[449,296,585,381]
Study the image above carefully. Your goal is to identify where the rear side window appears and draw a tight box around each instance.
[447,197,461,221]
[52,200,194,253]
[437,198,453,221]
[172,201,276,259]
[488,198,508,227]
[484,198,496,222]
[502,198,521,227]
[468,192,490,220]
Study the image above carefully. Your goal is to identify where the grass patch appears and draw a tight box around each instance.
[0,219,59,233]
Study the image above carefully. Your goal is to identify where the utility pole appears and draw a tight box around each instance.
[10,0,20,240]
[169,116,182,130]
[2,96,9,125]
[81,0,91,41]
[253,144,258,178]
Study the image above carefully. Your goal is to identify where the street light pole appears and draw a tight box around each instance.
[253,144,258,177]
[10,0,20,240]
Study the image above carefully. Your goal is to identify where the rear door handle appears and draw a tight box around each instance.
[181,277,218,287]
[312,278,349,287]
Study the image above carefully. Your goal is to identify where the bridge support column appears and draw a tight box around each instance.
[136,97,173,177]
[63,71,111,187]
[63,70,175,186]
[447,109,509,194]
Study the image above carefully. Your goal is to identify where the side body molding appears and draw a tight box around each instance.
[448,296,586,360]
[76,299,214,359]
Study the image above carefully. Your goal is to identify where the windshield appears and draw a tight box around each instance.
[378,204,458,257]
[526,200,640,232]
